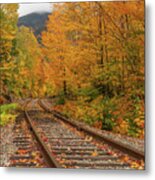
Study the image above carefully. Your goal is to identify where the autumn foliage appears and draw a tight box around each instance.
[0,2,144,138]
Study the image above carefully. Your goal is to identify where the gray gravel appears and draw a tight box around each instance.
[0,123,16,166]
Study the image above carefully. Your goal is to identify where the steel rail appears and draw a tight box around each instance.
[24,100,61,168]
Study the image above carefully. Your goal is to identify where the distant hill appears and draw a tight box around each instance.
[18,12,50,42]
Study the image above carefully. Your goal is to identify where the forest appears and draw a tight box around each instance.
[0,1,144,138]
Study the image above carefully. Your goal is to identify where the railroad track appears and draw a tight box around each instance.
[10,113,46,167]
[39,100,144,160]
[9,99,144,169]
[9,99,58,168]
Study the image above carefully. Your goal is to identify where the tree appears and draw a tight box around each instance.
[0,4,18,100]
[12,26,43,97]
[42,1,144,136]
[0,4,18,62]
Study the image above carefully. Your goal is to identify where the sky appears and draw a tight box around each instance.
[18,3,53,17]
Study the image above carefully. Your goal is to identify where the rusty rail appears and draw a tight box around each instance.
[24,101,61,168]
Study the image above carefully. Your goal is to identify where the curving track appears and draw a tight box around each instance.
[9,99,144,169]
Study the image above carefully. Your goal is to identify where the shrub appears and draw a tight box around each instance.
[0,103,18,126]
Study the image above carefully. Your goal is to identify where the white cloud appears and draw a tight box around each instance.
[18,3,53,17]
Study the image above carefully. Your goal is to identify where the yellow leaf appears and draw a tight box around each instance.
[91,150,98,157]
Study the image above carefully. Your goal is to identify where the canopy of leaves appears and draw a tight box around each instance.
[42,1,144,137]
[0,2,144,137]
